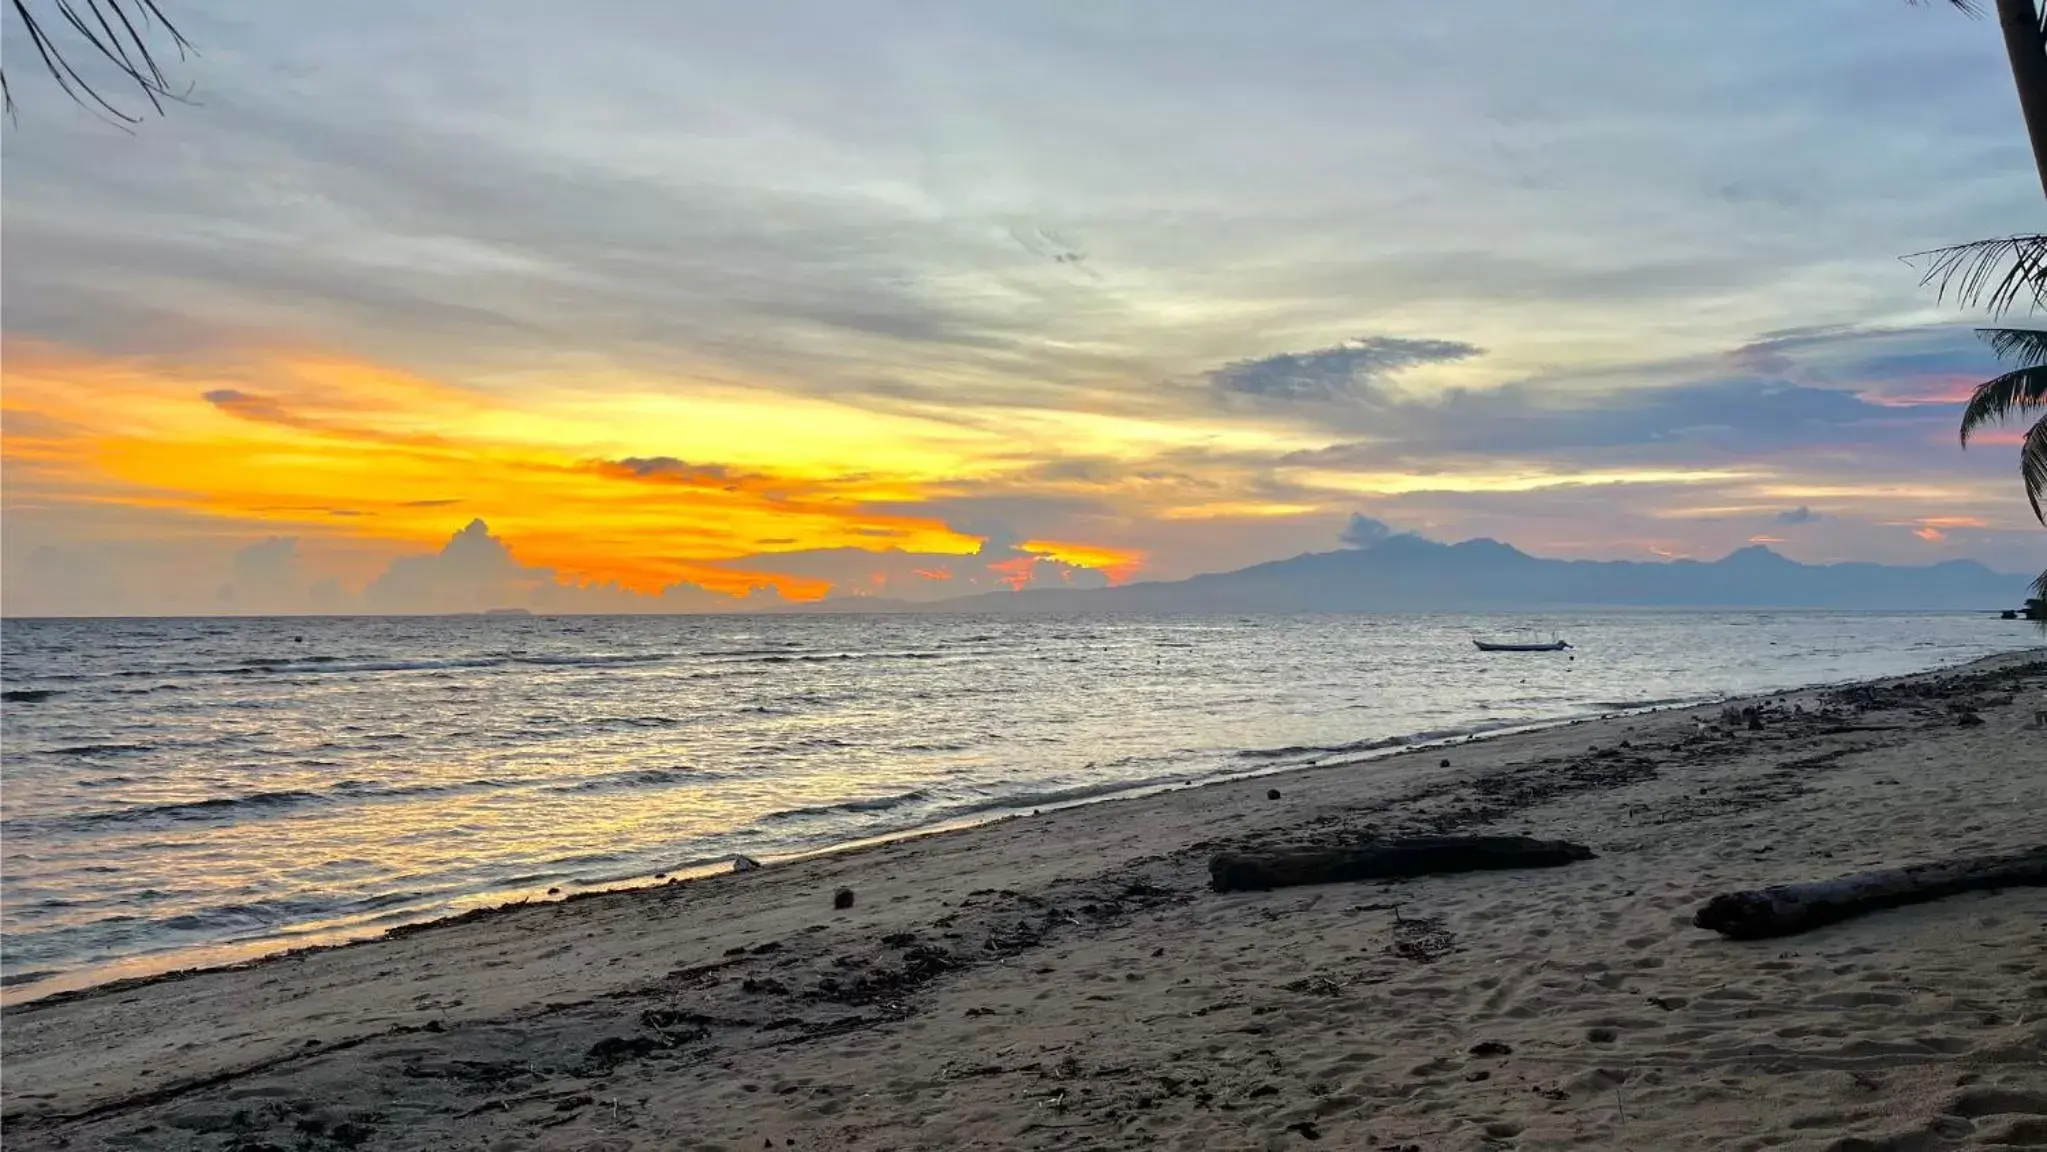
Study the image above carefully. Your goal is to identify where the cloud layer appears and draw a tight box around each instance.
[2,1,2042,613]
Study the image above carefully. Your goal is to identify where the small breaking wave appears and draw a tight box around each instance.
[1233,723,1500,764]
[46,743,153,758]
[11,789,330,834]
[925,774,1199,821]
[541,766,708,794]
[330,777,516,800]
[763,790,932,821]
[1586,695,1709,711]
[578,714,686,731]
[9,774,532,836]
[509,653,669,668]
[223,656,507,676]
[72,651,676,682]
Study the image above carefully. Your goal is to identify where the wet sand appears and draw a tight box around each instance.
[4,651,2044,1151]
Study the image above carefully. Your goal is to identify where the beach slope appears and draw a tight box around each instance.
[5,653,2044,1150]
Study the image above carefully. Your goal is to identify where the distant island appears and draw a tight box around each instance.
[481,607,534,617]
[807,535,2037,614]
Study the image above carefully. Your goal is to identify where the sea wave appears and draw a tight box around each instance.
[11,789,331,833]
[509,653,669,668]
[541,766,708,794]
[10,775,529,835]
[763,790,932,821]
[46,743,154,757]
[1,688,60,703]
[57,651,677,682]
[1233,724,1493,762]
[1585,695,1711,711]
[934,774,1197,818]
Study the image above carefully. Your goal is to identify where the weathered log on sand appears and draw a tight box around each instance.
[1209,835,1595,893]
[1693,846,2047,940]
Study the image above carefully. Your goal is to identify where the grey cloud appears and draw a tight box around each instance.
[614,457,734,481]
[1210,337,1483,403]
[3,0,2029,412]
[361,520,761,614]
[226,537,306,613]
[1777,506,1822,524]
[363,519,535,613]
[1339,514,1395,548]
[718,520,1118,602]
[1279,376,1907,471]
[1265,323,1990,466]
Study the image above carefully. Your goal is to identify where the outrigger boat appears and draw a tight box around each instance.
[1472,637,1571,652]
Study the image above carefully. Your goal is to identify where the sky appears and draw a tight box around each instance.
[3,0,2044,615]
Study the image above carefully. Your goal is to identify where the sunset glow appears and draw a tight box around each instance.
[3,1,2041,615]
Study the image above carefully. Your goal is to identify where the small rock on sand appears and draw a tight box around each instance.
[733,855,762,873]
[1439,758,1450,768]
[1266,788,1282,800]
[833,887,856,910]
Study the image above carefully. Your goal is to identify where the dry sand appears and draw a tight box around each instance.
[4,651,2044,1151]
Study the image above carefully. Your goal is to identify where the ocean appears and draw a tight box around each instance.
[0,610,2033,1000]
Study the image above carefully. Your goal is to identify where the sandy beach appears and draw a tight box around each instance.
[4,651,2043,1151]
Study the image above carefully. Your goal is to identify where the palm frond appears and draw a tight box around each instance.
[2023,412,2047,522]
[1959,366,2047,445]
[1980,326,2047,367]
[1,0,194,124]
[1908,235,2047,317]
[2033,566,2047,600]
[1904,0,1980,13]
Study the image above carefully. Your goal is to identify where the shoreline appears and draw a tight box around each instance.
[5,649,2043,1149]
[6,645,2017,1010]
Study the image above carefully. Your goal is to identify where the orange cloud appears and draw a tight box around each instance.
[1017,539,1145,584]
[1857,377,1982,407]
[1,340,1135,601]
[1913,526,1946,542]
[989,556,1038,590]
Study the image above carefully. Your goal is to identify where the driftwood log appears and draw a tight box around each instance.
[1209,835,1595,893]
[1694,846,2047,940]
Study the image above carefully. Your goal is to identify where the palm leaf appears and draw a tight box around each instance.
[2,0,194,123]
[1909,235,2047,317]
[1980,326,2047,367]
[1959,327,2047,444]
[2023,412,2047,522]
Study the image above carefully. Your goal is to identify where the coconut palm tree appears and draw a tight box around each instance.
[1913,1,2047,609]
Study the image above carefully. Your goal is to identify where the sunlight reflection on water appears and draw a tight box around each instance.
[0,610,2032,997]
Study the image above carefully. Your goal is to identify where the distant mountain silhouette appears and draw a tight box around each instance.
[813,535,2032,613]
